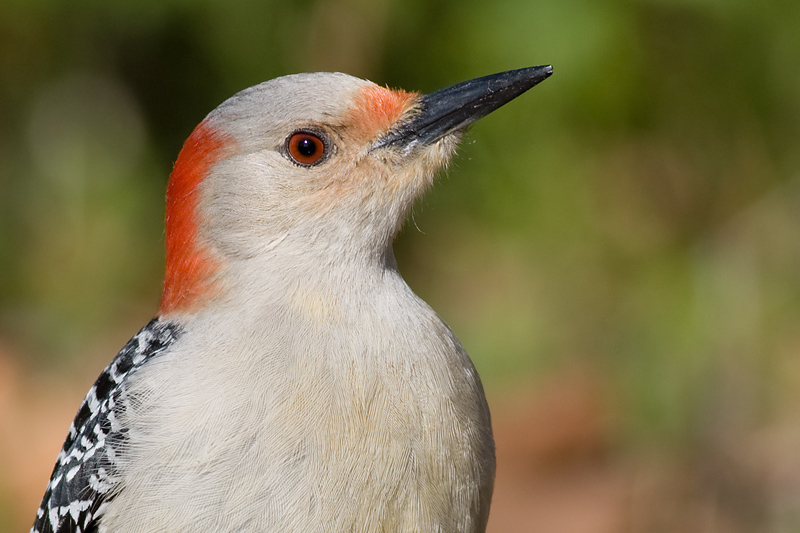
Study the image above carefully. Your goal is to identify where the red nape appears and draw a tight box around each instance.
[159,120,230,314]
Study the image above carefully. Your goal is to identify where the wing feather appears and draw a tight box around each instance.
[31,319,182,533]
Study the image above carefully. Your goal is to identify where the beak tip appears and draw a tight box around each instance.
[526,64,554,84]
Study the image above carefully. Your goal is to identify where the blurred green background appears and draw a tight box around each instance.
[2,0,800,531]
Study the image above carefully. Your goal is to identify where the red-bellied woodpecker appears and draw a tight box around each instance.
[32,65,552,533]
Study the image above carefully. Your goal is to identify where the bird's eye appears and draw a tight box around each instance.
[287,131,327,166]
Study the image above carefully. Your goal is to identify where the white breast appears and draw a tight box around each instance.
[98,271,494,532]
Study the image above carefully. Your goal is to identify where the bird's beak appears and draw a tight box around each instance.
[373,65,553,153]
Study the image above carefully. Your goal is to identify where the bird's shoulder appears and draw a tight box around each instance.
[31,318,182,533]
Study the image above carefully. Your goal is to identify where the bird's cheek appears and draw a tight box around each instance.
[288,163,362,216]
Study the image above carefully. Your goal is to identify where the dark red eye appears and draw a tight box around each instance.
[287,131,326,166]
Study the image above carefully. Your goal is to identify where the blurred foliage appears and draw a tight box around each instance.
[2,0,800,528]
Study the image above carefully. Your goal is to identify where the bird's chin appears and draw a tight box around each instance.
[425,130,463,167]
[369,132,462,235]
[407,130,463,189]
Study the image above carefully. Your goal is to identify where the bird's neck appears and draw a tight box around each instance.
[165,239,402,324]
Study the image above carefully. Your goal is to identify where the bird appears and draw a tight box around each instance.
[31,65,552,533]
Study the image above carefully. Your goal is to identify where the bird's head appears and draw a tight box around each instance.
[160,67,552,314]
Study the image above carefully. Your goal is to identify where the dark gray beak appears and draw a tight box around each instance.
[374,65,553,152]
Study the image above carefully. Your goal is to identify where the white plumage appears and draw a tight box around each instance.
[33,66,552,533]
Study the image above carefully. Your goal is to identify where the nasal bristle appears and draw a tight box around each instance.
[348,85,418,140]
[160,120,230,315]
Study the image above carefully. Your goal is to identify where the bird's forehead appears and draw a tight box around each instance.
[213,73,368,124]
[209,73,417,140]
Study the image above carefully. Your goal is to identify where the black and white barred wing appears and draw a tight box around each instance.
[32,319,181,533]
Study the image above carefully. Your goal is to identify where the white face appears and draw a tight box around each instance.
[194,73,460,262]
[159,67,550,314]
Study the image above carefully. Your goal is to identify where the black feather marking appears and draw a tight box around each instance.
[30,318,182,533]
